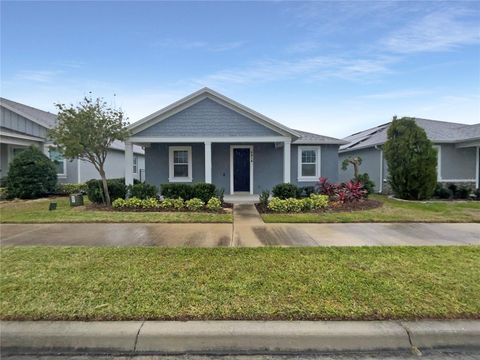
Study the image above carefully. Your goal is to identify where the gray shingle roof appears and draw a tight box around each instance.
[341,118,480,152]
[1,97,57,128]
[292,129,348,145]
[1,97,144,155]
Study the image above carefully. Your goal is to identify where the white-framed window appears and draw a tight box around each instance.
[133,155,138,174]
[169,146,192,182]
[48,148,67,177]
[298,146,321,181]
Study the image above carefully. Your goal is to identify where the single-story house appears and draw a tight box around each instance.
[125,88,346,197]
[339,118,480,192]
[0,97,145,183]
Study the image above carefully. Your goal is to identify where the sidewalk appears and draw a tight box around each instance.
[2,320,479,355]
[1,204,479,247]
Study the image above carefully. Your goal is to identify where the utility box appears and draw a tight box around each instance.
[69,194,84,207]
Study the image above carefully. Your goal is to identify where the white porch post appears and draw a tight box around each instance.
[204,141,212,184]
[476,146,479,189]
[125,141,134,186]
[283,140,291,183]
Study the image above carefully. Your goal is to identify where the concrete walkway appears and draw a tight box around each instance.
[1,204,479,246]
[2,320,479,355]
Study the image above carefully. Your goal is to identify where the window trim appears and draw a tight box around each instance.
[168,146,192,182]
[48,146,67,178]
[297,146,321,182]
[133,155,138,174]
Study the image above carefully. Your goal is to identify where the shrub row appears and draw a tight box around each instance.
[112,196,223,212]
[434,183,477,200]
[271,183,316,199]
[160,183,218,203]
[267,194,329,213]
[55,183,88,195]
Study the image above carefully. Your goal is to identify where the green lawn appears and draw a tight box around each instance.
[0,197,232,223]
[261,195,480,223]
[1,246,479,321]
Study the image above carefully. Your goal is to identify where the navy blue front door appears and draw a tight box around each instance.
[233,148,250,192]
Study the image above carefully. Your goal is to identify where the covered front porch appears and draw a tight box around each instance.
[124,136,292,195]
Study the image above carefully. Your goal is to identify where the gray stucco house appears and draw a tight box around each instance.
[339,118,480,192]
[125,88,346,197]
[0,98,145,184]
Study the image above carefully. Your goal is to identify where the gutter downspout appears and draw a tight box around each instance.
[375,145,383,193]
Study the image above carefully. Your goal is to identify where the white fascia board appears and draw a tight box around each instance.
[128,136,291,143]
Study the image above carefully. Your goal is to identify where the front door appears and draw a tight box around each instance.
[233,148,250,192]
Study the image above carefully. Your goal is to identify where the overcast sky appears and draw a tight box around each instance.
[1,1,479,138]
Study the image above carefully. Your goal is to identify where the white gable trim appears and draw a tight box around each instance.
[128,88,300,138]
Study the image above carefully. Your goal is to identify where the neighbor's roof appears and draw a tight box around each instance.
[1,97,144,155]
[340,118,480,152]
[1,97,57,129]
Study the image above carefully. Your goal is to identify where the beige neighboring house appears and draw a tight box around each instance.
[0,97,145,183]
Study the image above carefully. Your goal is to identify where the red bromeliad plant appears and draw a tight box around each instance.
[316,177,367,203]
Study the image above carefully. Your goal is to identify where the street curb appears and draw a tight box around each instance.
[1,320,479,355]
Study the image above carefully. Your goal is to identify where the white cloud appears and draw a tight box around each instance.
[15,70,63,83]
[150,39,245,52]
[194,55,395,87]
[382,9,480,53]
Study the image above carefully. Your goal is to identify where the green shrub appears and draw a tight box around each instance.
[272,183,301,199]
[268,197,288,212]
[215,188,225,204]
[128,183,157,199]
[6,146,57,199]
[267,194,329,213]
[160,197,184,210]
[284,198,304,212]
[434,183,452,199]
[185,197,205,211]
[206,197,222,211]
[192,183,216,203]
[384,117,437,200]
[455,185,472,199]
[112,198,127,208]
[86,178,127,204]
[310,194,329,209]
[355,173,375,195]
[300,186,316,197]
[56,183,87,195]
[259,190,270,208]
[160,183,193,200]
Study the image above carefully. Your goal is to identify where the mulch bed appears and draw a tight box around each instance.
[256,199,382,214]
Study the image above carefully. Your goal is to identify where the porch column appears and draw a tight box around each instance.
[283,140,291,183]
[205,141,212,184]
[476,146,479,189]
[125,141,134,186]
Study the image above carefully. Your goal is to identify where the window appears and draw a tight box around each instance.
[133,156,138,174]
[169,146,192,182]
[298,146,320,181]
[48,148,66,177]
[12,147,26,157]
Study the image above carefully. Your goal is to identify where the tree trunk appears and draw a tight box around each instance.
[353,162,359,178]
[99,167,111,206]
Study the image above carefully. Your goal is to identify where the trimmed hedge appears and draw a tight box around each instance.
[267,194,329,213]
[160,183,217,203]
[272,183,302,199]
[112,196,223,212]
[128,183,157,199]
[86,178,127,204]
[56,183,87,195]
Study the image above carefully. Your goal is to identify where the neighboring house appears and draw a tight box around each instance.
[0,98,145,183]
[124,88,346,196]
[339,118,480,192]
